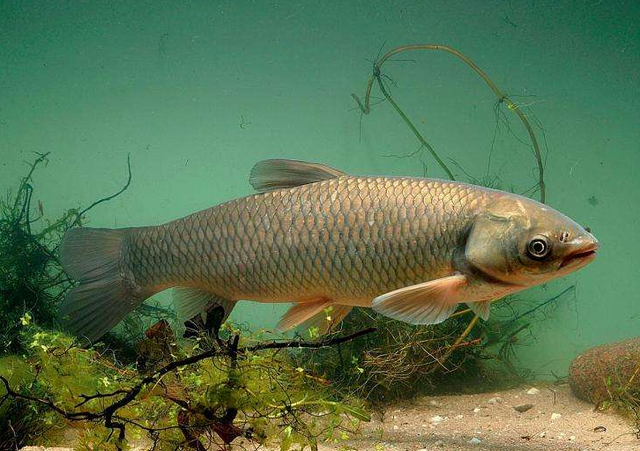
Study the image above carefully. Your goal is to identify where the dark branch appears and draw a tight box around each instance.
[0,327,376,448]
[72,154,132,226]
[244,327,377,353]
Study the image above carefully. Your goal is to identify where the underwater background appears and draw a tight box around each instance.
[1,0,638,381]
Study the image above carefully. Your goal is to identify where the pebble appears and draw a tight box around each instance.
[513,403,534,413]
[430,415,444,423]
[551,413,562,421]
[527,387,540,395]
[540,431,547,438]
[487,397,503,404]
[434,440,445,447]
[393,425,399,430]
[473,407,481,413]
[569,435,576,441]
[429,399,441,406]
[454,414,464,419]
[468,437,482,445]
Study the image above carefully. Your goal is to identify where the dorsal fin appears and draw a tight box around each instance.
[249,159,346,193]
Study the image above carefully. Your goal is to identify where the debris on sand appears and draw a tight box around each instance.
[513,403,534,413]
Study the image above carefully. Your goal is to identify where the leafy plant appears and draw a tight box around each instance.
[0,323,372,450]
[296,287,574,405]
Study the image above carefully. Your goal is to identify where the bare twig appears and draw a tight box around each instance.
[72,154,132,226]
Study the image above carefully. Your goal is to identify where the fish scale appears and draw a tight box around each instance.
[123,176,490,306]
[60,159,597,342]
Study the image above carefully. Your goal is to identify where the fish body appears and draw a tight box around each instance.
[60,160,598,342]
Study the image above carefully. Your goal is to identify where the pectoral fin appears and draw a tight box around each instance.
[372,275,468,325]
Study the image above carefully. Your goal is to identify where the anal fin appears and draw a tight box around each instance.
[298,304,353,335]
[276,298,333,332]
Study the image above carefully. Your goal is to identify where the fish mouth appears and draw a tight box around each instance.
[560,242,599,268]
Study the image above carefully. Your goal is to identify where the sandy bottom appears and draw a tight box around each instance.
[322,383,639,451]
[21,384,640,451]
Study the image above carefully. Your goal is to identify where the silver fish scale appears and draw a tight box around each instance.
[123,176,492,306]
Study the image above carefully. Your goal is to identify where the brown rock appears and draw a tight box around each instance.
[513,403,534,413]
[569,336,640,405]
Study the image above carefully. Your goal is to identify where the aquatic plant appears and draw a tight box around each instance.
[297,287,575,405]
[352,43,546,203]
[0,323,373,450]
[325,51,562,399]
[0,153,174,357]
[0,153,179,447]
[0,153,76,355]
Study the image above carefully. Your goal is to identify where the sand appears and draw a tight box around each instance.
[325,383,639,451]
[20,383,639,451]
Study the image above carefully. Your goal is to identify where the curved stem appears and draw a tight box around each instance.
[354,44,546,203]
[439,315,480,369]
[374,74,455,180]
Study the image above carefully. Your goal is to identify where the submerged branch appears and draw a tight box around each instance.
[439,314,480,370]
[0,327,376,449]
[13,152,50,220]
[72,154,132,227]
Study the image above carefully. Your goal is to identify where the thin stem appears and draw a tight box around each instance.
[353,44,546,203]
[72,154,132,227]
[439,315,480,369]
[374,73,455,180]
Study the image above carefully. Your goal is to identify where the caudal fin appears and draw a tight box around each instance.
[59,227,148,344]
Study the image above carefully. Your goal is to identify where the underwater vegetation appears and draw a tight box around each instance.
[1,324,371,450]
[0,43,601,450]
[0,154,371,450]
[352,44,546,202]
[0,153,75,355]
[297,287,575,405]
[0,152,168,358]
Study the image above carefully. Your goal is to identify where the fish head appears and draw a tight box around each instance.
[465,194,598,287]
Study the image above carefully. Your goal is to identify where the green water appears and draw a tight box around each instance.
[1,0,638,378]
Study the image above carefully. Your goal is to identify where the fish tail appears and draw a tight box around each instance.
[59,227,151,344]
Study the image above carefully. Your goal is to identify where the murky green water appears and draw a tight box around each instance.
[1,0,638,378]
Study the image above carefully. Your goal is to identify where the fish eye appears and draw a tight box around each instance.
[527,235,551,260]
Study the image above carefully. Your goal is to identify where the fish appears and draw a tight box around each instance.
[59,159,599,342]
